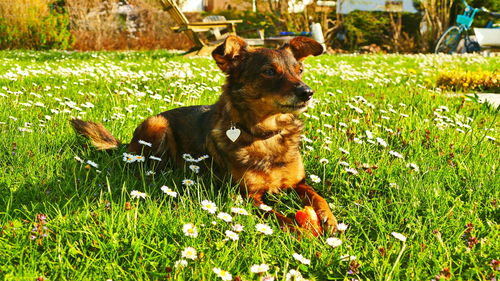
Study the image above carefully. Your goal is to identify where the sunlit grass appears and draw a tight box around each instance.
[0,51,498,280]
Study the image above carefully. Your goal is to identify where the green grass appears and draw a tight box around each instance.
[0,51,499,281]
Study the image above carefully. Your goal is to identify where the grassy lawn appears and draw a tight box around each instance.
[0,50,498,281]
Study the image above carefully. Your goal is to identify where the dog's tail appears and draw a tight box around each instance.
[70,119,120,150]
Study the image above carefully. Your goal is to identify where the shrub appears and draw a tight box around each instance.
[436,70,500,92]
[0,0,73,50]
[335,11,421,53]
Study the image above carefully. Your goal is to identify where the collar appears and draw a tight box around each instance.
[235,122,282,140]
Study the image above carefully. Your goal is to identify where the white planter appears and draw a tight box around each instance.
[473,28,500,47]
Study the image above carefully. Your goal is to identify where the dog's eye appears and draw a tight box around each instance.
[299,67,304,74]
[263,68,276,76]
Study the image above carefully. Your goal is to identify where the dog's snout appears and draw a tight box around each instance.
[295,85,314,102]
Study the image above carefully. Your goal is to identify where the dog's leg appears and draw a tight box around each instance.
[246,191,296,231]
[294,181,337,233]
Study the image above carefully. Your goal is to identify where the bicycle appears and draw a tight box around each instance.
[434,0,500,54]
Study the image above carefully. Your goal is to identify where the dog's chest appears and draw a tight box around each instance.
[234,134,301,171]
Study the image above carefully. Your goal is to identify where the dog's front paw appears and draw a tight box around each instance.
[315,206,337,234]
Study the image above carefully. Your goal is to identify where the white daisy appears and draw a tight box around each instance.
[161,185,177,197]
[337,223,348,232]
[292,253,311,265]
[182,179,195,186]
[182,223,198,238]
[225,230,239,241]
[138,140,152,147]
[339,147,350,154]
[309,174,321,183]
[250,263,270,274]
[391,232,407,242]
[149,155,162,161]
[255,223,273,235]
[86,160,98,168]
[231,207,249,216]
[130,190,146,199]
[326,237,342,248]
[389,150,404,159]
[232,224,244,232]
[201,200,217,213]
[181,246,197,260]
[259,204,272,212]
[285,269,303,281]
[134,155,145,162]
[217,212,233,222]
[122,153,135,163]
[213,267,232,281]
[344,167,358,175]
[189,164,200,173]
[174,259,188,268]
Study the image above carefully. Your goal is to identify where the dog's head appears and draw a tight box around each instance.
[212,36,323,115]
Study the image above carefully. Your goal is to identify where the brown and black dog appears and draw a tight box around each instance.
[71,35,337,233]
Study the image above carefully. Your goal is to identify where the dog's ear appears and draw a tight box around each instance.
[212,35,248,73]
[283,37,323,61]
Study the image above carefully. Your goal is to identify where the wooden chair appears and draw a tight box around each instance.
[159,0,243,53]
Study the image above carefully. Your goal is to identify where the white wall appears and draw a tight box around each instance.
[337,0,418,14]
[181,0,204,12]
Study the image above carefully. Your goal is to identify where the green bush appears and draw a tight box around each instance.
[341,11,422,51]
[0,1,73,50]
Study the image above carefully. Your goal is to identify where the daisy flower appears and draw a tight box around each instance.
[123,153,135,163]
[201,200,217,213]
[309,174,321,183]
[174,259,188,268]
[338,161,350,166]
[339,147,350,154]
[337,223,348,232]
[182,179,195,186]
[292,253,311,265]
[486,135,496,141]
[213,268,232,281]
[406,163,419,172]
[376,137,387,147]
[250,263,270,274]
[319,158,329,164]
[181,246,197,260]
[161,185,177,197]
[231,207,249,216]
[255,223,273,235]
[232,224,244,232]
[225,230,239,241]
[391,232,407,242]
[138,140,152,147]
[182,223,198,238]
[189,164,200,173]
[86,160,98,168]
[217,212,233,222]
[134,155,145,162]
[326,237,342,248]
[182,153,194,162]
[149,155,162,161]
[285,269,304,281]
[259,204,272,212]
[389,150,404,159]
[130,190,146,199]
[344,167,358,175]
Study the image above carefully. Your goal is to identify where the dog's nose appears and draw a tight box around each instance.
[295,85,314,102]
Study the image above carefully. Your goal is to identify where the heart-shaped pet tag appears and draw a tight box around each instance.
[226,127,241,142]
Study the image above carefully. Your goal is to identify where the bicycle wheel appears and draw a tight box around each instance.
[435,26,461,54]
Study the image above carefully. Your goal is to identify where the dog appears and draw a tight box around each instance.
[71,35,337,233]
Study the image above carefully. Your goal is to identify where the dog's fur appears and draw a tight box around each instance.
[71,35,337,233]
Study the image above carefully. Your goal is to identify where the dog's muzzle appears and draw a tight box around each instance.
[295,85,314,102]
